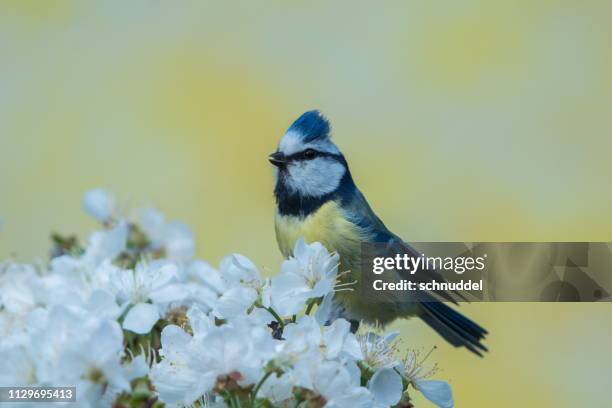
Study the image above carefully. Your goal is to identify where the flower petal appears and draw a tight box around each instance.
[314,292,334,325]
[342,332,363,361]
[165,222,195,261]
[322,319,351,359]
[369,368,403,407]
[123,355,149,380]
[82,188,114,222]
[139,207,166,244]
[415,380,454,408]
[123,303,160,334]
[84,220,128,265]
[293,238,309,259]
[151,263,179,288]
[85,290,120,320]
[213,287,257,319]
[160,324,193,350]
[269,273,308,316]
[149,283,189,304]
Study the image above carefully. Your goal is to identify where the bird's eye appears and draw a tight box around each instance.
[304,149,317,159]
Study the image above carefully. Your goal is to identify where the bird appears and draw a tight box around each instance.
[269,110,488,356]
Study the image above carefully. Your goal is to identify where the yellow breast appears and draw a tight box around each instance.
[274,200,366,267]
[276,200,398,323]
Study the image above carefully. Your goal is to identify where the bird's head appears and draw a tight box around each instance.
[270,110,349,198]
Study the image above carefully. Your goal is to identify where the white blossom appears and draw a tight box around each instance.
[263,239,339,317]
[113,261,187,334]
[151,311,279,406]
[0,189,455,408]
[82,220,128,267]
[290,356,373,407]
[358,331,402,370]
[400,348,454,408]
[139,207,195,262]
[83,188,115,223]
[282,316,362,362]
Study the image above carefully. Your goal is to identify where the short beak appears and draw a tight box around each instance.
[268,151,287,167]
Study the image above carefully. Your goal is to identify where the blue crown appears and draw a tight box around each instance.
[287,110,331,143]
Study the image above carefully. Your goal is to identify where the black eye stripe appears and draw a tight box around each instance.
[285,150,340,162]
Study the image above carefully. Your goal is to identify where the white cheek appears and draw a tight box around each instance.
[285,158,346,197]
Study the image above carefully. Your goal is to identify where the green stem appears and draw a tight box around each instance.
[233,392,242,408]
[265,307,285,328]
[250,371,273,406]
[394,366,412,391]
[304,300,316,315]
[221,390,236,408]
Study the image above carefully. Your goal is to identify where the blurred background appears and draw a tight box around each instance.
[1,1,612,406]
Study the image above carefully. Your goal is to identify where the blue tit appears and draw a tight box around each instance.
[270,110,487,356]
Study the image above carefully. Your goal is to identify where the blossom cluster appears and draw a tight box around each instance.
[0,189,453,408]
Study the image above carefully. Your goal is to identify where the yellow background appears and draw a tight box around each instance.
[1,1,611,406]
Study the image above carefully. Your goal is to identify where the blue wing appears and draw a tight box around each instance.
[342,187,488,355]
[342,187,462,303]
